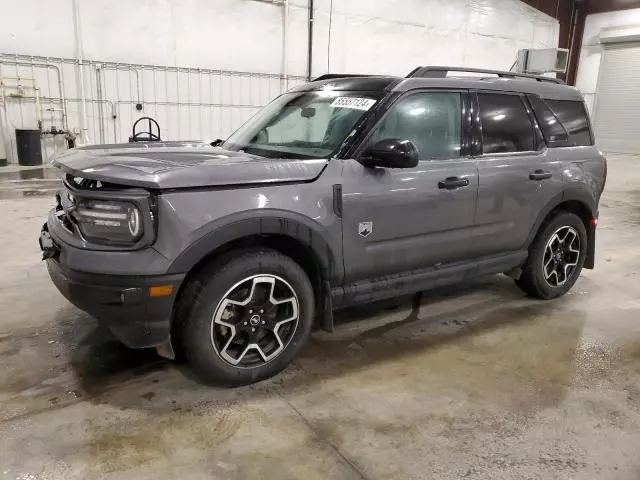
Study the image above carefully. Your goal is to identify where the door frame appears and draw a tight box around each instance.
[339,88,480,285]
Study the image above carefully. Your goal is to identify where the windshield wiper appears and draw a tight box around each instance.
[210,139,224,147]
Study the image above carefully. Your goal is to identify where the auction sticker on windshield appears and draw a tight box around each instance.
[330,97,377,111]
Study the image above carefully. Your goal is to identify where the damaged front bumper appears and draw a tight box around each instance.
[39,220,184,350]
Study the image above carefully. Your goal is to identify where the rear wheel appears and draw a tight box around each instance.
[178,248,315,386]
[515,211,587,299]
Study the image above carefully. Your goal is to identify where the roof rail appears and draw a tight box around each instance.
[312,73,370,82]
[407,66,564,84]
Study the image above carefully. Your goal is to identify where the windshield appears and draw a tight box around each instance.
[224,90,382,159]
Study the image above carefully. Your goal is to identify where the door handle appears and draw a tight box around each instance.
[529,170,553,181]
[438,176,470,190]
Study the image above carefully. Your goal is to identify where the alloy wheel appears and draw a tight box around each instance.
[210,274,299,368]
[542,226,581,288]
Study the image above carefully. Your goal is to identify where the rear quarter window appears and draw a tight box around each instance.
[544,99,593,146]
[527,95,570,147]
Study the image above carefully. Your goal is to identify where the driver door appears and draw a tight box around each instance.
[341,90,478,283]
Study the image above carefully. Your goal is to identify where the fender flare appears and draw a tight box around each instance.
[524,186,598,268]
[166,210,342,283]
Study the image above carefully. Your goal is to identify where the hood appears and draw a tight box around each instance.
[51,141,328,190]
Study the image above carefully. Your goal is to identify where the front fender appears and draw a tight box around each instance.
[166,209,342,283]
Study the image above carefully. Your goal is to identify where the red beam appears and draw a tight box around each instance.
[567,3,586,86]
[520,0,562,17]
[588,0,640,14]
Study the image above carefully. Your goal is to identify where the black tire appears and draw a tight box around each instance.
[515,211,587,300]
[178,248,315,386]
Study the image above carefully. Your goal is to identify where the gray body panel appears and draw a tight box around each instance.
[341,158,478,283]
[560,146,606,211]
[52,143,328,189]
[45,71,606,325]
[154,160,344,280]
[473,149,564,257]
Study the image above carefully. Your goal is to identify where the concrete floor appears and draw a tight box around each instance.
[1,156,640,479]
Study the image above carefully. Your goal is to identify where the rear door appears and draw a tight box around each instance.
[471,91,564,257]
[341,90,478,283]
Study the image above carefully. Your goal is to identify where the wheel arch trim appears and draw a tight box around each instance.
[525,187,597,268]
[166,210,342,283]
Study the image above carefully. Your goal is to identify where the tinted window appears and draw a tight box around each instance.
[371,92,461,159]
[545,99,593,146]
[528,95,570,147]
[478,93,535,154]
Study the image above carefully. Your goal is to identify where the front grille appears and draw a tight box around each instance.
[58,210,75,233]
[59,187,75,210]
[55,187,78,234]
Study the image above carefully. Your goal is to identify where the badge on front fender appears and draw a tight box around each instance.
[358,221,373,238]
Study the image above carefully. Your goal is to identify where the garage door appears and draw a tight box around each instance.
[593,42,640,153]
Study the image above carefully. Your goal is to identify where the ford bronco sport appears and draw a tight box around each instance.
[40,66,606,386]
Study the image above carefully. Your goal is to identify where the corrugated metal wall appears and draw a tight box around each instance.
[0,53,305,164]
[592,42,640,153]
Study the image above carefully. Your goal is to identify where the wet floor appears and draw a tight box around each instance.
[1,156,640,479]
[0,166,62,199]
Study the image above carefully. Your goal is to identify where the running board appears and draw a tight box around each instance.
[331,251,527,308]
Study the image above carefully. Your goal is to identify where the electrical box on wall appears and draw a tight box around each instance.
[516,48,569,74]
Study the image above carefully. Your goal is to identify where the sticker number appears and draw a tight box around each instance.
[330,97,377,111]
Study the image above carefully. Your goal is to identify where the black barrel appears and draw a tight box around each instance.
[15,129,42,166]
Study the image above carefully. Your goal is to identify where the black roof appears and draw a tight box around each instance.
[291,75,401,92]
[293,67,581,101]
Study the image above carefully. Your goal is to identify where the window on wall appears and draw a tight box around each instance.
[545,99,593,147]
[370,92,462,159]
[478,93,535,154]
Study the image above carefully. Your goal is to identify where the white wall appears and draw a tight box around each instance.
[0,0,558,163]
[1,0,304,75]
[305,0,559,76]
[1,0,560,76]
[576,8,640,114]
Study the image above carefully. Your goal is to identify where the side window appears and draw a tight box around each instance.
[371,92,462,159]
[478,93,535,154]
[527,95,570,147]
[545,99,593,146]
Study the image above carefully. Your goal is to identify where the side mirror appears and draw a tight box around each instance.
[362,139,419,169]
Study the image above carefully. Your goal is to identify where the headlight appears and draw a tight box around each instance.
[74,200,145,244]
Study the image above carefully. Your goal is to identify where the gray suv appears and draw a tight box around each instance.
[39,66,606,386]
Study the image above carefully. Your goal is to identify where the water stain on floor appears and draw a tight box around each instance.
[0,167,62,199]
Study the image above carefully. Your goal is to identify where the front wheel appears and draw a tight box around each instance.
[515,211,587,300]
[178,248,315,386]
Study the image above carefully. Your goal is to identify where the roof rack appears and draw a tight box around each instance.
[407,66,564,84]
[312,73,370,82]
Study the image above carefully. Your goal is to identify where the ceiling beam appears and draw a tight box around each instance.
[587,0,640,14]
[520,0,563,18]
